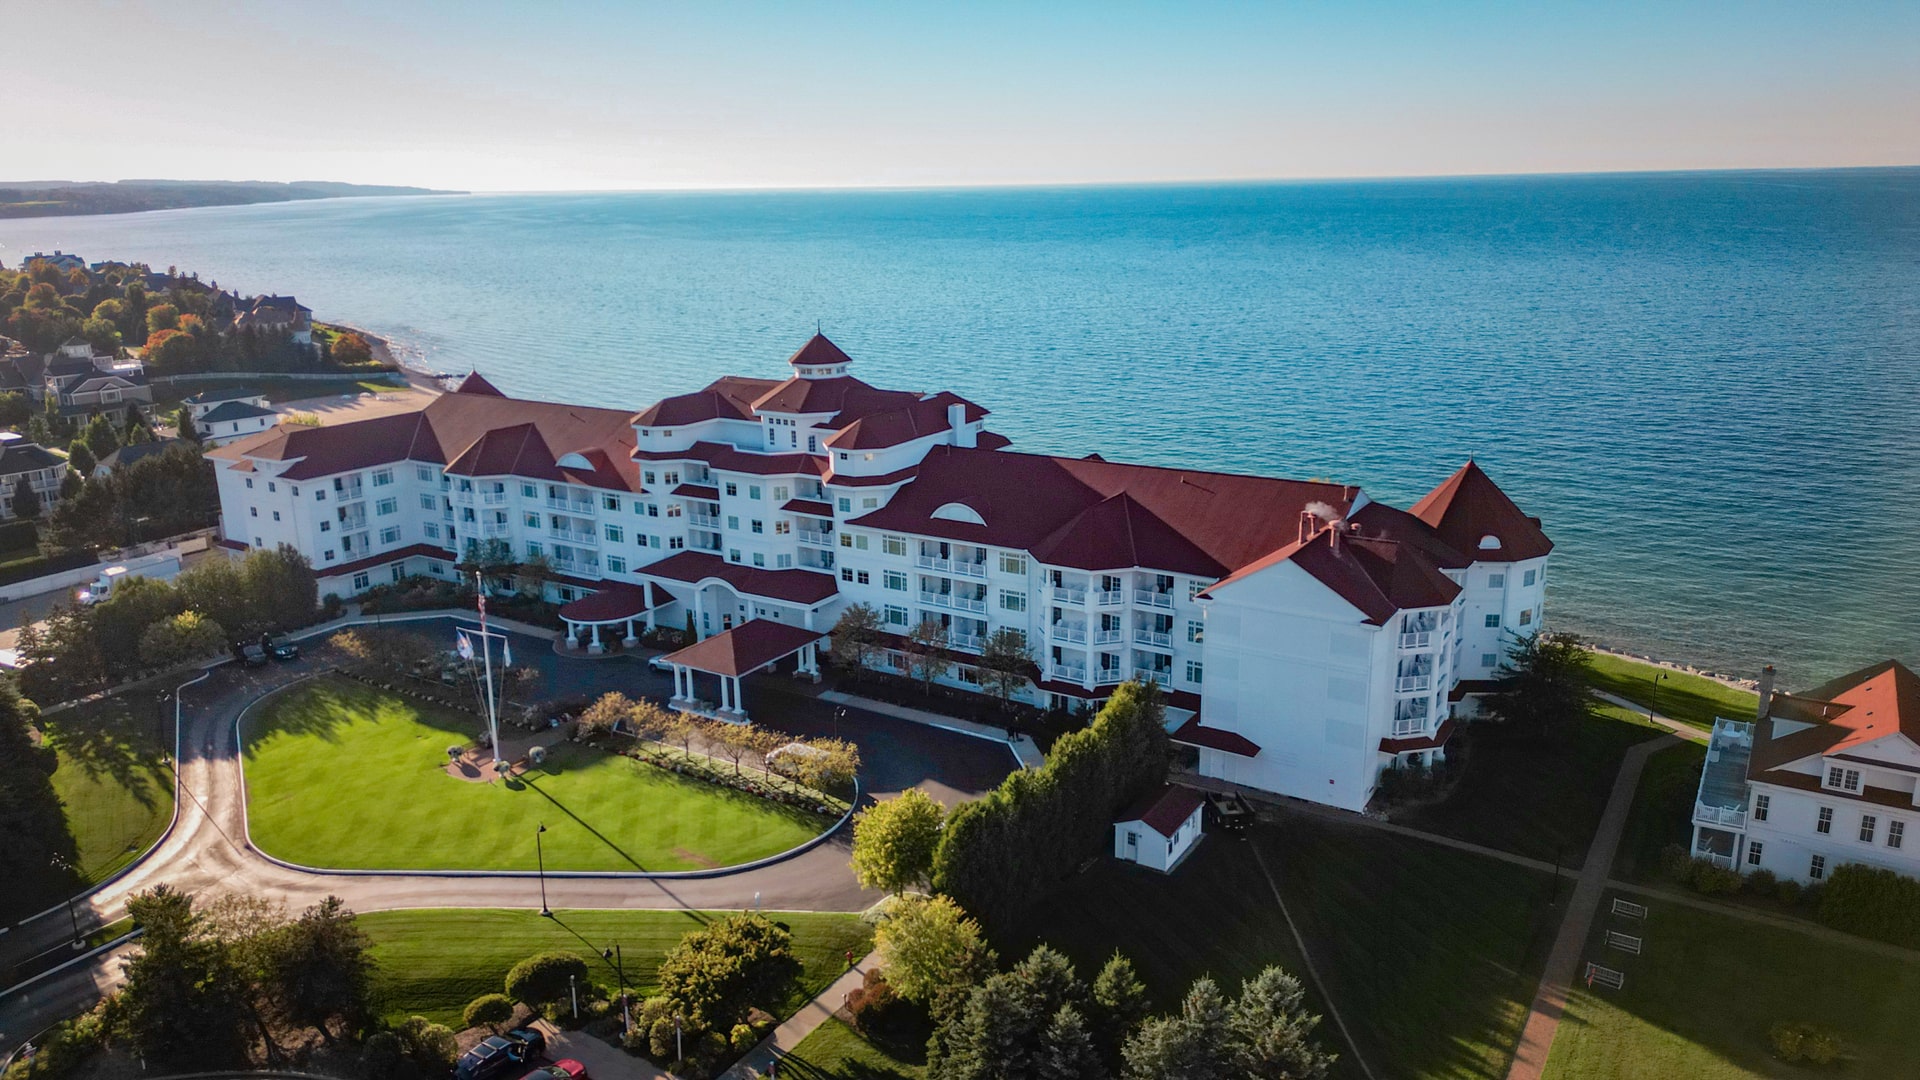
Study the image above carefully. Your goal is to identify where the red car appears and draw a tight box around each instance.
[540,1060,588,1080]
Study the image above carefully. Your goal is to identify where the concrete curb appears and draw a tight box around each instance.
[0,929,142,1000]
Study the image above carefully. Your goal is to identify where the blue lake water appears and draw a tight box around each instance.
[5,171,1916,686]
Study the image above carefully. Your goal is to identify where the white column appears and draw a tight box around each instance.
[566,621,581,650]
[804,607,815,630]
[718,674,731,712]
[645,606,656,631]
[692,590,705,639]
[730,676,744,718]
[589,623,604,654]
[623,618,638,647]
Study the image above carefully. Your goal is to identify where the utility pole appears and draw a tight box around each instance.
[536,823,551,917]
[475,572,503,779]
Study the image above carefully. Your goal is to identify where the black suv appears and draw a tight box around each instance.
[453,1029,546,1080]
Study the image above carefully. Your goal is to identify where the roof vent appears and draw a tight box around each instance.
[1478,535,1501,550]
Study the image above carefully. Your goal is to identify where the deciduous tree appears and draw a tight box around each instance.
[906,616,952,694]
[874,894,991,1011]
[138,610,228,668]
[851,788,945,894]
[829,602,883,674]
[978,627,1033,704]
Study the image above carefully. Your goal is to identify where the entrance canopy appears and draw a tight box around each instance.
[662,619,826,723]
[558,581,669,654]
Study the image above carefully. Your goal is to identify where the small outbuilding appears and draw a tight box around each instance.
[1112,783,1207,873]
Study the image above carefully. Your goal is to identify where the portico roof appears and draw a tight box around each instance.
[556,581,668,624]
[637,551,839,606]
[1169,716,1261,757]
[1378,718,1456,754]
[662,619,827,678]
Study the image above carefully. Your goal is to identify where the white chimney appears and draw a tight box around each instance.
[1756,664,1775,720]
[949,403,976,448]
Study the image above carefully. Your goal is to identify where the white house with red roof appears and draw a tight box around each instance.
[1112,784,1208,872]
[205,334,1552,809]
[1692,660,1920,883]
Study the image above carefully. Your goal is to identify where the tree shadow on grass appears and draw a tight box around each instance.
[250,676,479,749]
[43,700,168,811]
[517,773,651,871]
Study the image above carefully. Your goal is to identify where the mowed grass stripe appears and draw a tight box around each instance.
[242,676,825,872]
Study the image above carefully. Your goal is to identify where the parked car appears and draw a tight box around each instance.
[647,653,675,674]
[232,642,268,668]
[269,639,301,662]
[531,1060,587,1080]
[502,1028,547,1063]
[453,1037,517,1080]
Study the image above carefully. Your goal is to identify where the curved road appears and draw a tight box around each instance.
[3,650,967,1050]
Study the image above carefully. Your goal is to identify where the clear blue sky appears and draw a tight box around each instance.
[8,1,1915,190]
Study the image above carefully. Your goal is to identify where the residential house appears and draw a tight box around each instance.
[234,295,313,345]
[0,432,67,519]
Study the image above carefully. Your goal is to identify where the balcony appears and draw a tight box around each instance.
[452,488,475,505]
[1391,718,1429,738]
[550,528,599,548]
[1133,668,1172,689]
[1399,631,1433,649]
[687,513,720,530]
[1134,629,1172,650]
[1693,801,1746,828]
[1093,628,1125,645]
[1049,623,1088,644]
[1094,589,1127,607]
[1051,585,1088,605]
[1134,590,1174,611]
[481,490,508,506]
[1094,668,1127,686]
[797,530,834,548]
[949,632,983,653]
[482,520,513,538]
[951,560,987,580]
[551,557,600,576]
[335,482,364,501]
[1051,662,1088,683]
[920,591,987,614]
[546,496,595,515]
[1395,674,1433,693]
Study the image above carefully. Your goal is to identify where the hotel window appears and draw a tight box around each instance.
[1891,821,1906,849]
[883,570,907,592]
[727,516,740,530]
[837,497,852,513]
[1826,766,1861,792]
[1001,590,1026,612]
[380,527,401,544]
[1488,572,1506,588]
[856,570,870,585]
[774,486,789,501]
[250,507,258,517]
[855,535,869,550]
[1188,580,1206,600]
[839,533,853,548]
[376,497,398,515]
[749,485,761,500]
[392,565,405,584]
[320,520,331,532]
[1860,815,1878,843]
[603,494,620,511]
[1809,854,1826,880]
[271,511,281,521]
[605,524,624,543]
[668,537,683,550]
[1481,653,1498,668]
[752,553,766,567]
[728,549,742,563]
[417,466,434,482]
[751,520,764,534]
[372,468,393,486]
[427,561,443,574]
[425,524,440,539]
[254,537,263,547]
[1817,806,1833,834]
[524,512,540,528]
[663,471,679,484]
[352,572,371,591]
[645,503,659,517]
[666,504,681,517]
[883,535,907,556]
[1747,841,1763,866]
[268,482,276,492]
[1753,793,1769,821]
[808,436,818,452]
[606,556,626,574]
[649,535,662,548]
[1185,660,1204,685]
[776,553,792,568]
[842,568,855,582]
[643,471,656,485]
[775,521,791,535]
[421,494,438,510]
[725,482,738,497]
[324,550,336,562]
[1188,620,1205,644]
[999,552,1027,575]
[862,497,878,509]
[245,478,254,488]
[1519,608,1534,627]
[1523,569,1537,586]
[884,604,909,627]
[316,489,326,500]
[290,486,299,497]
[1484,614,1501,628]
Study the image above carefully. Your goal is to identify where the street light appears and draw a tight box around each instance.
[1650,672,1668,722]
[602,944,629,1035]
[48,855,83,949]
[536,823,551,917]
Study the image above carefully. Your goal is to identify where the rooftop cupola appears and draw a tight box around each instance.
[786,333,855,381]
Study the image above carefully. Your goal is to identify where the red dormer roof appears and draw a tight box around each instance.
[1408,460,1553,563]
[823,391,988,450]
[786,333,855,368]
[1751,660,1920,777]
[453,371,506,397]
[1204,526,1461,625]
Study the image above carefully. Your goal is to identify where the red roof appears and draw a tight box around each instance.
[314,543,455,580]
[636,551,839,605]
[823,392,987,450]
[662,619,827,677]
[851,445,1360,577]
[1204,525,1461,625]
[1379,718,1456,753]
[556,581,667,623]
[453,371,506,397]
[781,498,834,517]
[1169,716,1262,757]
[785,332,855,368]
[1408,461,1553,563]
[673,483,720,501]
[1115,783,1208,838]
[1751,660,1920,776]
[630,376,782,428]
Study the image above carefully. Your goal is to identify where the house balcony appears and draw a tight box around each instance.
[550,528,599,548]
[1693,801,1746,829]
[337,514,368,532]
[948,632,983,653]
[1049,623,1088,644]
[916,555,988,579]
[1051,662,1088,683]
[452,488,475,506]
[920,591,986,614]
[546,496,595,515]
[1095,589,1126,607]
[1395,674,1433,693]
[691,535,723,553]
[482,520,513,538]
[1133,668,1172,689]
[481,490,509,506]
[687,513,720,530]
[1052,585,1088,605]
[552,557,600,576]
[797,530,834,548]
[1399,631,1433,650]
[1094,668,1127,686]
[1390,718,1430,738]
[1093,628,1125,645]
[1696,850,1736,870]
[335,482,364,501]
[1133,590,1174,611]
[1134,629,1173,650]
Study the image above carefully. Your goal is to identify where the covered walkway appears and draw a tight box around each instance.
[556,581,670,654]
[663,619,826,723]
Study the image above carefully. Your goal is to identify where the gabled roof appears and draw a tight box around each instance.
[1750,660,1920,776]
[630,376,782,427]
[556,581,668,623]
[1169,716,1261,757]
[0,440,62,475]
[96,439,184,471]
[786,333,855,368]
[823,391,987,449]
[453,371,506,397]
[661,619,828,678]
[850,445,1360,577]
[1408,460,1553,563]
[1204,526,1461,625]
[1115,784,1209,838]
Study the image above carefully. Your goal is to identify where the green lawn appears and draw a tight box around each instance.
[1615,741,1706,882]
[1015,819,1560,1080]
[1397,704,1663,866]
[1543,892,1920,1078]
[781,1017,927,1079]
[6,687,176,923]
[242,676,828,872]
[358,908,873,1027]
[1588,654,1757,730]
[150,375,406,412]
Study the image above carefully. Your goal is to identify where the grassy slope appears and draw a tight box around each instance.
[242,676,825,872]
[1015,820,1558,1080]
[6,689,176,923]
[1615,741,1706,882]
[1398,704,1662,866]
[1588,654,1757,729]
[782,1017,927,1080]
[359,909,873,1027]
[1543,893,1920,1079]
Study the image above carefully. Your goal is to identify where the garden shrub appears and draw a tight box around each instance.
[1816,863,1920,949]
[505,951,590,1005]
[846,968,916,1039]
[1743,868,1777,896]
[1685,857,1743,896]
[462,993,514,1031]
[1769,1021,1842,1065]
[1775,878,1803,906]
[729,1023,757,1053]
[655,913,797,1032]
[0,1000,109,1080]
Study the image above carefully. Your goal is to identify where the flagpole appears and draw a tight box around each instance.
[477,571,502,779]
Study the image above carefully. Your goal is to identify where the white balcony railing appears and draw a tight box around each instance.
[948,632,983,653]
[1134,590,1174,610]
[482,490,509,506]
[1050,623,1088,644]
[1093,628,1125,645]
[1133,668,1172,688]
[1396,674,1433,693]
[1696,850,1736,870]
[1094,668,1127,686]
[1693,801,1746,828]
[1051,662,1088,683]
[916,555,952,574]
[550,528,599,548]
[546,497,595,515]
[687,513,720,530]
[452,488,475,505]
[1095,589,1127,607]
[1399,631,1432,649]
[1134,629,1173,649]
[797,531,834,548]
[952,560,987,580]
[1391,719,1428,738]
[1052,585,1088,605]
[920,591,987,614]
[482,520,513,538]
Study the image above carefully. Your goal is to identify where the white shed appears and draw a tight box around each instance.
[1112,784,1207,873]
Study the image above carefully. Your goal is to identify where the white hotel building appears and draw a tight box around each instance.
[1692,660,1920,883]
[208,335,1552,811]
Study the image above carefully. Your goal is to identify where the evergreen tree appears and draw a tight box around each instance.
[9,473,38,520]
[930,946,1104,1080]
[1482,630,1599,735]
[116,887,252,1069]
[1121,969,1332,1080]
[82,412,120,459]
[65,439,96,477]
[0,678,62,881]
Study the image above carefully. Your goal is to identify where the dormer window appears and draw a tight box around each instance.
[1825,766,1861,793]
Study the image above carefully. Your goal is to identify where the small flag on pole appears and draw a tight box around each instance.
[502,638,512,666]
[456,631,474,661]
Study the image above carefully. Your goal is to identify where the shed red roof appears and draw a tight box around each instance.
[1115,784,1208,838]
[781,498,834,517]
[661,619,827,677]
[636,551,839,606]
[1408,461,1553,563]
[1169,716,1262,757]
[313,543,455,580]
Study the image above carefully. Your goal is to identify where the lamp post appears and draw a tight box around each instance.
[536,823,551,917]
[48,855,82,949]
[1650,672,1668,722]
[603,944,629,1035]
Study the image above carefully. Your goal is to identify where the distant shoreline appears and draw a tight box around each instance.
[0,180,462,221]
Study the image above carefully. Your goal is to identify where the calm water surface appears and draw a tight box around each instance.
[5,171,1916,686]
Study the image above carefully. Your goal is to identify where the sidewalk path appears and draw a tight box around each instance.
[722,949,877,1079]
[1504,733,1681,1080]
[1593,690,1709,743]
[819,690,1043,769]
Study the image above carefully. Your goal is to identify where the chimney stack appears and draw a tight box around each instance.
[1299,510,1317,544]
[948,403,976,448]
[1756,664,1775,720]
